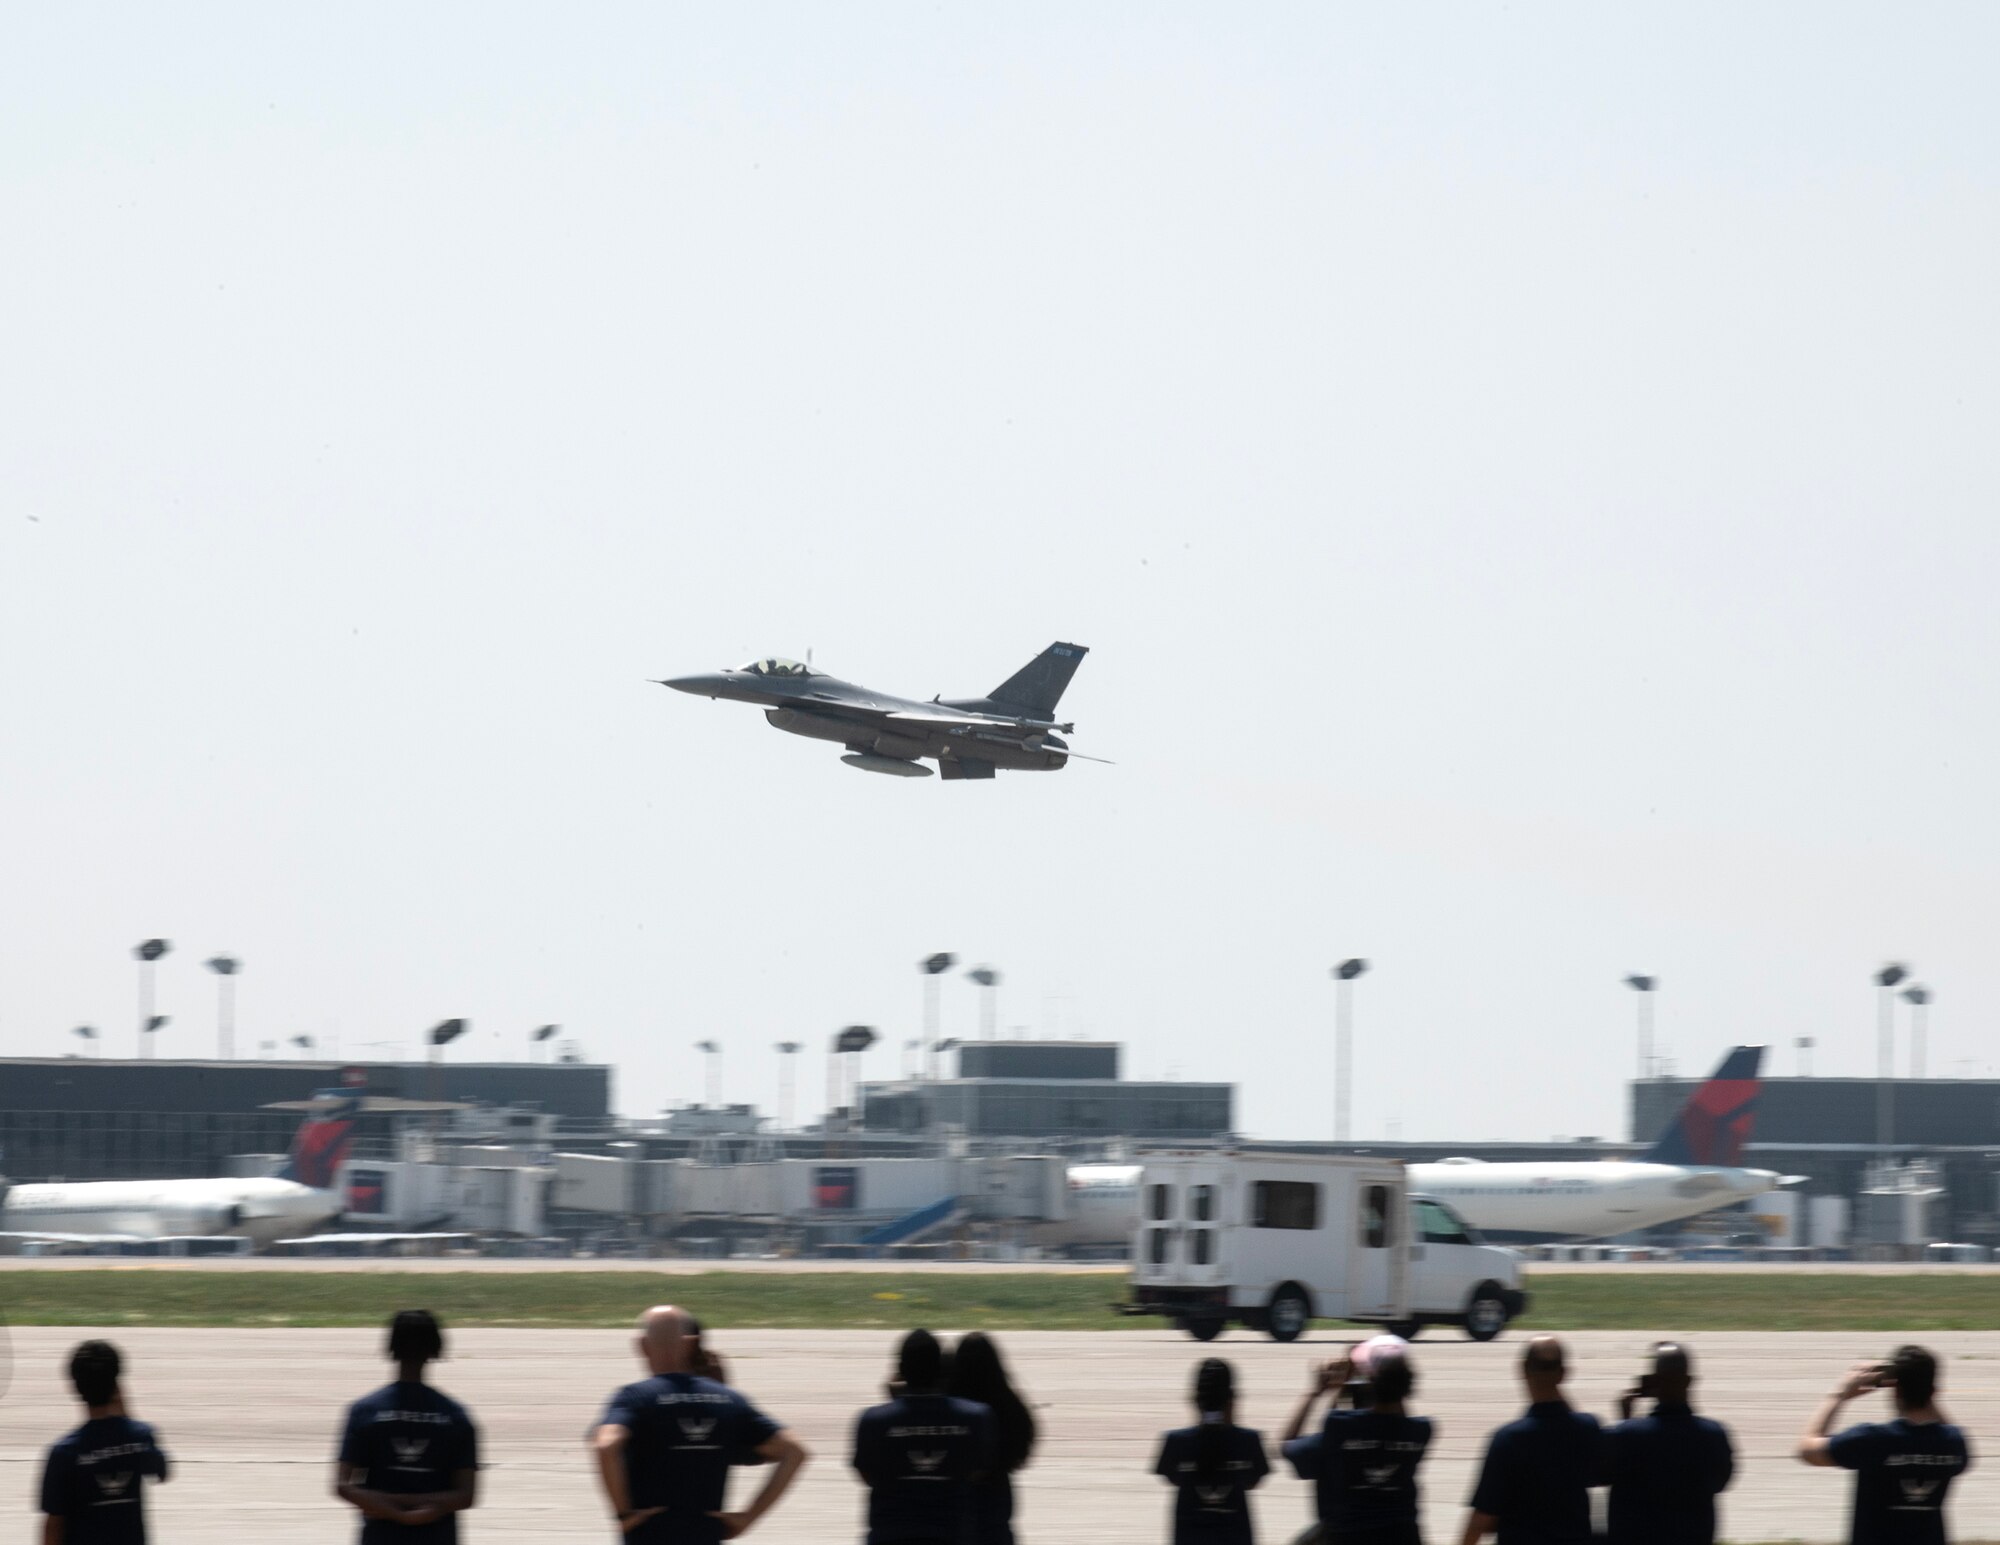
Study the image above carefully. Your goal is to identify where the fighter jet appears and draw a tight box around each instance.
[660,642,1096,779]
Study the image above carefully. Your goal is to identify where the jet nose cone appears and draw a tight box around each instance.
[659,674,728,696]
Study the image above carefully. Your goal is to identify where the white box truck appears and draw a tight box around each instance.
[1124,1152,1528,1343]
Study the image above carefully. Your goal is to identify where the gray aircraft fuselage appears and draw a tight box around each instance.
[660,644,1089,780]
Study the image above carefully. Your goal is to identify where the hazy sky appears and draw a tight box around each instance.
[3,5,1995,1143]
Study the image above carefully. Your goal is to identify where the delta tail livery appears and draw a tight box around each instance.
[0,1093,358,1248]
[1049,1046,1789,1248]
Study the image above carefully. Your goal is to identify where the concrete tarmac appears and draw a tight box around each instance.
[4,1255,1999,1274]
[2,1326,1992,1542]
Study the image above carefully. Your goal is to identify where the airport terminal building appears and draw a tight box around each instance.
[0,1057,614,1182]
[1632,1072,2000,1247]
[857,1040,1233,1144]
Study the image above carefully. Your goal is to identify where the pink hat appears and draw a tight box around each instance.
[1352,1333,1410,1378]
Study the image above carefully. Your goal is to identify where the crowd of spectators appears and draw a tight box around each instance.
[32,1315,1973,1545]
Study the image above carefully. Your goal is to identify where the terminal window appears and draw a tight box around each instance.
[1252,1180,1319,1230]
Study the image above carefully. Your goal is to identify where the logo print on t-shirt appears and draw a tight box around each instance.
[1900,1478,1943,1506]
[907,1449,947,1474]
[392,1438,430,1466]
[678,1417,718,1445]
[1363,1464,1399,1488]
[94,1472,134,1499]
[1196,1484,1236,1508]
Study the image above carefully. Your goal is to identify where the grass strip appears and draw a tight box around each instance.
[0,1271,1994,1332]
[0,1270,1129,1330]
[1518,1273,2000,1332]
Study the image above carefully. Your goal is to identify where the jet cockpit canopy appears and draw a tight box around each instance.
[736,657,815,678]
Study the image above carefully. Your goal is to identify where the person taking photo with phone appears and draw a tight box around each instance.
[1603,1341,1733,1545]
[1798,1345,1972,1545]
[1282,1336,1431,1545]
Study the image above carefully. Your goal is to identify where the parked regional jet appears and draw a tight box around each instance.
[0,1093,358,1248]
[1046,1046,1788,1249]
[1411,1045,1787,1242]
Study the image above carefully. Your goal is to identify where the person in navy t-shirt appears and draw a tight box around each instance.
[1461,1336,1603,1545]
[1282,1340,1431,1545]
[1799,1345,1973,1545]
[1605,1341,1734,1545]
[852,1328,994,1545]
[335,1310,480,1544]
[944,1332,1037,1545]
[38,1340,170,1545]
[592,1304,808,1543]
[1154,1358,1270,1545]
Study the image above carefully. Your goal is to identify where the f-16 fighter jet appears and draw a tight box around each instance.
[660,642,1096,779]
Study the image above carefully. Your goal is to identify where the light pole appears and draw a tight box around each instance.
[919,953,956,1082]
[429,1018,467,1062]
[531,1024,558,1063]
[1902,986,1931,1080]
[966,966,1001,1040]
[832,1025,877,1138]
[134,939,171,1059]
[775,1041,802,1131]
[934,1038,960,1110]
[696,1040,722,1109]
[291,1035,314,1058]
[1331,959,1368,1143]
[1795,1035,1815,1077]
[1875,962,1908,1153]
[1623,975,1657,1080]
[903,1038,922,1079]
[72,1025,97,1057]
[142,1015,169,1055]
[427,1018,467,1105]
[205,956,240,1059]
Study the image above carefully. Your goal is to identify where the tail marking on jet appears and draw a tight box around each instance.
[1640,1045,1764,1167]
[279,1095,360,1189]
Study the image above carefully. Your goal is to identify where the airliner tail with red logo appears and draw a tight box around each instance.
[1,1090,360,1247]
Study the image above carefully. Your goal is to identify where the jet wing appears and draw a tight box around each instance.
[883,707,1034,728]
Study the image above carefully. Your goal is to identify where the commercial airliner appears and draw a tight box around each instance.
[1049,1046,1786,1248]
[1410,1046,1787,1242]
[0,1093,358,1248]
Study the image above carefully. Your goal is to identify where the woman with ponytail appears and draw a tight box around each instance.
[1154,1357,1270,1543]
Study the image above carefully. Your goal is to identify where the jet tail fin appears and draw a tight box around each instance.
[987,642,1088,719]
[278,1092,360,1189]
[1642,1045,1764,1166]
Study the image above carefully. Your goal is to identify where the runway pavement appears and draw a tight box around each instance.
[4,1254,1998,1274]
[2,1326,1991,1541]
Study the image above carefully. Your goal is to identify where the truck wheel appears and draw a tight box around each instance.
[1183,1317,1225,1343]
[1464,1282,1510,1342]
[1266,1284,1312,1343]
